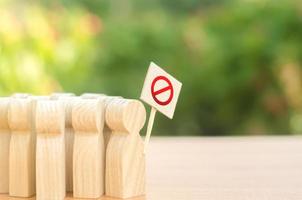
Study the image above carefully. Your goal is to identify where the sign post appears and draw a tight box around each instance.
[144,107,156,153]
[140,62,182,153]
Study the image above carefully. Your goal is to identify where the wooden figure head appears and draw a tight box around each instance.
[8,97,35,132]
[106,99,146,134]
[72,99,105,133]
[35,100,65,135]
[50,93,75,128]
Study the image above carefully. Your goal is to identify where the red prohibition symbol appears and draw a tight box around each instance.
[151,76,174,106]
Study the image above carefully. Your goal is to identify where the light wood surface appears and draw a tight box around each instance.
[146,136,302,200]
[0,136,301,200]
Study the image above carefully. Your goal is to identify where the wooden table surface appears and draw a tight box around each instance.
[1,136,302,200]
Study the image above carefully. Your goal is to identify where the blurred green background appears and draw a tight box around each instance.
[1,0,302,136]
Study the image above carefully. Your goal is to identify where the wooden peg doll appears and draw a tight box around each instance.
[105,99,146,198]
[8,95,36,197]
[51,93,75,193]
[72,98,106,198]
[35,100,66,200]
[81,93,121,149]
[0,97,10,193]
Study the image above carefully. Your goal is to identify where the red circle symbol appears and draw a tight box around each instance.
[151,76,174,106]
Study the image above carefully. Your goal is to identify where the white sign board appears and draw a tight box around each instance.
[140,62,182,119]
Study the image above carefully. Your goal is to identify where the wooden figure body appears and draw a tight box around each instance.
[8,96,36,197]
[0,97,10,193]
[105,99,146,198]
[51,93,75,193]
[35,100,66,200]
[72,98,106,198]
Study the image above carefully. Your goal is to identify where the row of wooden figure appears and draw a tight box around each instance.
[0,93,146,200]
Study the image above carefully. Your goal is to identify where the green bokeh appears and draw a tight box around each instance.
[1,0,302,135]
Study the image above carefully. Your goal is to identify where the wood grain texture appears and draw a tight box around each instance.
[105,99,146,199]
[81,94,122,149]
[51,93,76,192]
[146,137,302,200]
[35,100,66,200]
[8,96,36,197]
[102,96,123,150]
[0,98,10,193]
[0,136,301,200]
[72,99,106,198]
[105,99,146,134]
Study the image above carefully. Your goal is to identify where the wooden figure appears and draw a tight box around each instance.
[51,93,75,193]
[0,97,10,193]
[105,99,146,198]
[72,98,106,198]
[81,93,121,149]
[81,93,105,99]
[8,95,36,197]
[11,93,30,98]
[35,100,66,200]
